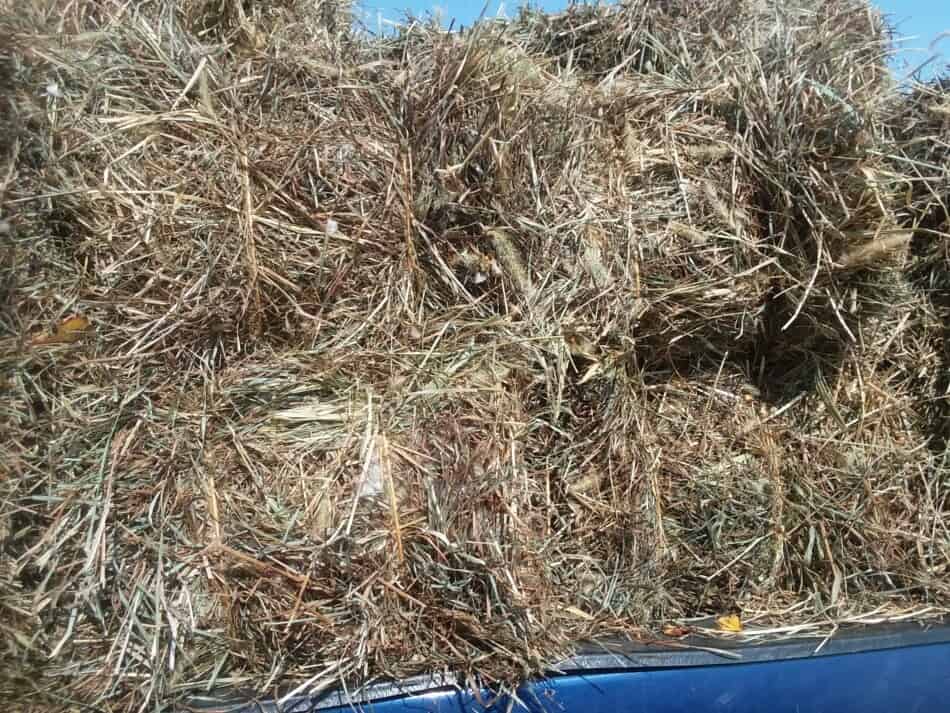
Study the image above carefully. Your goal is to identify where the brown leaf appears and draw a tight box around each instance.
[662,624,691,637]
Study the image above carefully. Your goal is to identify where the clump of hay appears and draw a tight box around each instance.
[1,1,947,710]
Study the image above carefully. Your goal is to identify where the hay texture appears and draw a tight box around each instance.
[1,0,948,710]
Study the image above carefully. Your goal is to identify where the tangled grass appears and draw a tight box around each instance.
[1,1,947,710]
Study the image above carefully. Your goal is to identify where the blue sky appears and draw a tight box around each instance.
[362,0,949,79]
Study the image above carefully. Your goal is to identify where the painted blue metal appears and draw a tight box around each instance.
[303,644,950,713]
[186,624,950,713]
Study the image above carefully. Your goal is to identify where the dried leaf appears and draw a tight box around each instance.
[58,316,91,340]
[662,624,691,637]
[716,614,743,632]
[31,315,91,346]
[563,606,594,621]
[30,332,56,347]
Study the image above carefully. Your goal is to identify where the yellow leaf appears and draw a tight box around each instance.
[57,316,91,341]
[716,614,743,632]
[31,315,91,347]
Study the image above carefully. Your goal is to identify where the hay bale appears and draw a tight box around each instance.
[1,1,947,710]
[894,74,949,449]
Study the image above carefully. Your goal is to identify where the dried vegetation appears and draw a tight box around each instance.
[0,0,948,710]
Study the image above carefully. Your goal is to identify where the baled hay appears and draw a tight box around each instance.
[894,74,949,449]
[1,1,948,711]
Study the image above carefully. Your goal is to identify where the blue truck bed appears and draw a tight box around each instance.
[185,621,950,713]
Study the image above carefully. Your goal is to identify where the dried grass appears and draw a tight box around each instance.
[1,1,948,710]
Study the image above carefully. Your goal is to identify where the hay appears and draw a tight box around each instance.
[895,72,950,466]
[1,0,948,710]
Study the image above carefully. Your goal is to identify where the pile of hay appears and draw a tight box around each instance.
[1,0,947,709]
